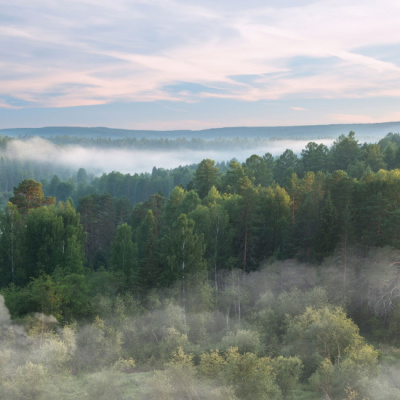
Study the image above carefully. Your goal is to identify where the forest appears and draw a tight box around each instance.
[2,131,400,399]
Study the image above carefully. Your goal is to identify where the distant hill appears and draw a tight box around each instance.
[1,122,400,141]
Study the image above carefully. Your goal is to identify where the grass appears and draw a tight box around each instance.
[40,370,153,400]
[378,344,400,365]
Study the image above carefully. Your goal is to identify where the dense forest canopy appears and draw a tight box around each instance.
[2,130,400,399]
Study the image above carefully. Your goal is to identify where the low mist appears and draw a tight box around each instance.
[2,247,400,399]
[4,137,334,174]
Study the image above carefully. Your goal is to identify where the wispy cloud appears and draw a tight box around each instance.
[1,0,400,113]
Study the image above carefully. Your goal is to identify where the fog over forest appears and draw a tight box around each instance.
[2,126,400,399]
[4,136,335,174]
[4,122,399,175]
[3,0,400,397]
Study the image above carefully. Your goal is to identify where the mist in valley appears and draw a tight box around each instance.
[3,0,400,397]
[2,128,400,399]
[4,136,335,175]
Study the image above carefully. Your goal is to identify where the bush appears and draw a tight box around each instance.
[113,357,136,373]
[222,347,282,400]
[198,350,226,379]
[220,329,264,355]
[160,327,190,363]
[272,356,303,398]
[6,361,46,400]
[33,337,70,373]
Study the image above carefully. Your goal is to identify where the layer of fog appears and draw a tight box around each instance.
[2,246,400,398]
[4,137,335,175]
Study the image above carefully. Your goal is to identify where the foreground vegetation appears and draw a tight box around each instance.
[2,131,400,398]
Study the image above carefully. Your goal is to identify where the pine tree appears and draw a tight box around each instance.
[10,179,55,213]
[0,203,23,285]
[137,210,160,289]
[193,159,220,198]
[111,223,138,282]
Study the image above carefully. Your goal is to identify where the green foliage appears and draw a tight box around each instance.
[3,131,400,398]
[284,306,379,384]
[5,361,47,400]
[52,272,91,321]
[330,132,361,171]
[277,287,329,319]
[198,350,226,379]
[74,316,123,371]
[24,207,64,278]
[272,356,303,398]
[28,275,62,319]
[137,210,160,290]
[222,347,282,400]
[10,179,55,214]
[301,142,330,173]
[222,160,246,194]
[0,203,24,285]
[220,329,264,355]
[78,193,117,268]
[162,213,206,286]
[84,370,125,400]
[189,201,233,287]
[113,357,136,373]
[244,154,273,187]
[160,328,190,363]
[274,149,299,187]
[193,159,220,198]
[33,336,72,374]
[315,193,339,261]
[110,223,138,278]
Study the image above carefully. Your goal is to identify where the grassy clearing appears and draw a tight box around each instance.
[40,371,152,400]
[378,344,400,365]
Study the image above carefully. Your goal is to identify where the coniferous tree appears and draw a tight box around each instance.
[274,149,298,187]
[301,142,330,173]
[237,177,260,273]
[78,194,117,268]
[315,193,339,262]
[23,206,64,279]
[0,203,23,285]
[10,179,55,213]
[137,210,160,289]
[330,131,361,171]
[193,159,220,198]
[222,160,246,194]
[258,185,291,260]
[111,223,138,283]
[244,154,273,187]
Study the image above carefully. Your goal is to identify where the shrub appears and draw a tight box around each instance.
[6,361,46,400]
[220,329,263,355]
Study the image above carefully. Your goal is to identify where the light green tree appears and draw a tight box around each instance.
[284,306,378,397]
[162,214,206,320]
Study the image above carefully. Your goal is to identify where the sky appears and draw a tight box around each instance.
[1,0,400,130]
